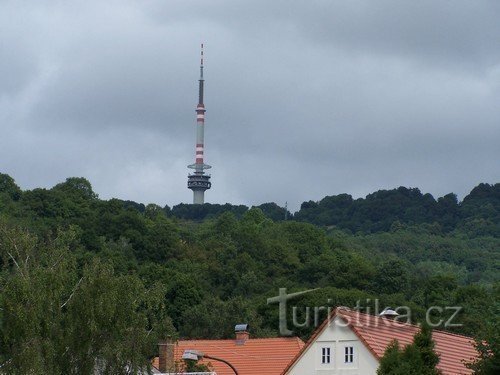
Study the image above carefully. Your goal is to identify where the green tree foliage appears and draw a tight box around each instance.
[295,184,500,236]
[180,296,266,338]
[0,173,498,355]
[413,324,440,371]
[377,340,405,374]
[254,202,291,221]
[52,177,98,200]
[0,224,170,374]
[466,299,500,374]
[373,259,411,295]
[377,324,441,375]
[169,202,292,222]
[166,274,203,330]
[171,203,248,221]
[0,173,22,201]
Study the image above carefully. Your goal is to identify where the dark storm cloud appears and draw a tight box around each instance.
[295,1,500,67]
[0,0,499,210]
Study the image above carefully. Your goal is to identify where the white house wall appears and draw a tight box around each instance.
[286,316,379,375]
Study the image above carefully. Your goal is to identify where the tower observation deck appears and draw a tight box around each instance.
[187,44,211,204]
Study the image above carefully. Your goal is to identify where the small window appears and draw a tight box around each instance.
[344,346,354,363]
[321,347,331,364]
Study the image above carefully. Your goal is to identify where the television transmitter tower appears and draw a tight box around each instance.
[187,44,211,204]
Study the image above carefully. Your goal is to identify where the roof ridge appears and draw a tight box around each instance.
[178,337,300,342]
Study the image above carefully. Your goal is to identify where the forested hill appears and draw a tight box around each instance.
[171,183,500,237]
[295,184,500,235]
[2,172,499,236]
[0,172,499,344]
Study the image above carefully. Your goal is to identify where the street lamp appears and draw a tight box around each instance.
[182,349,239,375]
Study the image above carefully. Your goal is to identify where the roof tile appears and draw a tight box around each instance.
[155,337,304,375]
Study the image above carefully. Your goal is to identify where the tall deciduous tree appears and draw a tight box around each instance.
[0,173,22,201]
[0,224,172,374]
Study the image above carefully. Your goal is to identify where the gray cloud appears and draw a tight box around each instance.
[0,0,499,211]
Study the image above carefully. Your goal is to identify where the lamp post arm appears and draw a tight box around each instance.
[203,354,239,375]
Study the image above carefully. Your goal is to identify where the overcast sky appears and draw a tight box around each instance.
[1,0,499,211]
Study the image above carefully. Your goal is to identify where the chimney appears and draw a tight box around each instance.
[235,324,250,345]
[158,337,175,373]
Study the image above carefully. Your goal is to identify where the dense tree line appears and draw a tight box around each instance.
[170,201,291,222]
[295,184,500,235]
[0,173,498,372]
[169,183,500,237]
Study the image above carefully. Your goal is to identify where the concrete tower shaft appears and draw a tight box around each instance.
[187,44,211,204]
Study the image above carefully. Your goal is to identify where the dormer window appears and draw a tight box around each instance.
[321,347,331,364]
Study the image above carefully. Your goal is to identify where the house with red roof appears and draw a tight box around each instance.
[153,324,304,375]
[282,307,478,375]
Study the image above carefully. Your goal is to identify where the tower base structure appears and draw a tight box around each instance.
[187,167,211,204]
[192,189,206,205]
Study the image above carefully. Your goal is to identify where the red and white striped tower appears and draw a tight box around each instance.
[187,44,211,204]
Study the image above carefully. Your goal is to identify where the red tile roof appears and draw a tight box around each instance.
[283,308,478,375]
[154,337,304,375]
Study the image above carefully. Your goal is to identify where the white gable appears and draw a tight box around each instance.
[286,316,379,375]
